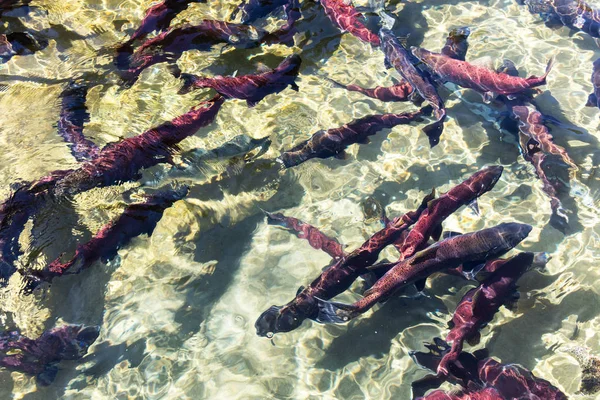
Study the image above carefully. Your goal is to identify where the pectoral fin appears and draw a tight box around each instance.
[586,93,598,107]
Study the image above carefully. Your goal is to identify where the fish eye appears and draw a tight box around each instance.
[266,332,274,339]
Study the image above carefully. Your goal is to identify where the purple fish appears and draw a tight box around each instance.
[586,58,600,110]
[380,28,446,147]
[0,32,47,63]
[320,0,380,46]
[411,343,566,400]
[56,81,99,162]
[22,185,189,291]
[0,324,99,385]
[524,0,600,38]
[417,388,503,400]
[264,211,344,259]
[254,191,434,337]
[0,96,223,285]
[411,47,554,101]
[178,54,301,106]
[400,166,503,260]
[315,223,532,323]
[324,76,415,103]
[121,20,270,84]
[437,252,546,376]
[279,108,428,168]
[441,27,471,61]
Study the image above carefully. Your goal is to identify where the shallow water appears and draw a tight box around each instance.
[1,0,600,398]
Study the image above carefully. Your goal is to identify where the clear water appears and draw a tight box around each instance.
[1,0,600,398]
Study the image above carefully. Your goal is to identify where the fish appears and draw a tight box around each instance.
[264,211,345,259]
[324,76,416,103]
[586,58,600,110]
[411,343,567,400]
[56,81,99,162]
[523,0,600,39]
[416,387,504,400]
[436,252,548,376]
[380,28,446,147]
[319,0,380,46]
[254,191,434,337]
[0,324,99,385]
[178,54,301,107]
[0,96,223,285]
[22,185,189,292]
[121,20,270,84]
[441,27,471,61]
[411,47,554,101]
[279,108,429,168]
[315,223,532,323]
[510,104,575,232]
[231,0,291,24]
[399,165,503,260]
[179,134,271,165]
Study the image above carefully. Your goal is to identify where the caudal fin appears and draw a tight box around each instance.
[315,297,356,323]
[422,120,444,147]
[536,57,555,83]
[178,73,198,95]
[323,76,348,90]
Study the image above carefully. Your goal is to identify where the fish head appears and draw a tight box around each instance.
[474,165,503,195]
[278,54,302,75]
[498,222,532,249]
[255,305,302,337]
[42,325,100,359]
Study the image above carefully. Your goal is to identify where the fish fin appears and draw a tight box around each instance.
[323,76,347,89]
[504,291,520,311]
[290,82,299,92]
[246,99,259,107]
[334,150,348,160]
[541,56,555,81]
[296,286,305,296]
[177,73,197,95]
[36,365,59,386]
[442,231,462,239]
[414,278,427,293]
[467,198,480,215]
[315,297,355,323]
[357,137,371,144]
[255,63,270,74]
[378,11,396,29]
[471,55,495,71]
[532,252,551,271]
[471,290,486,317]
[431,224,443,241]
[383,56,392,70]
[461,261,486,281]
[466,331,481,346]
[497,59,519,76]
[422,120,443,147]
[482,91,497,103]
[586,93,598,107]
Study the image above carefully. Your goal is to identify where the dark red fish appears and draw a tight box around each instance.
[316,223,532,323]
[121,20,270,83]
[22,185,189,292]
[441,27,470,61]
[178,54,301,106]
[264,211,344,259]
[586,58,600,110]
[324,76,415,103]
[411,341,567,400]
[380,28,446,147]
[524,0,600,38]
[320,0,380,45]
[279,108,428,168]
[254,191,434,337]
[0,96,223,285]
[400,165,503,260]
[231,0,290,24]
[411,47,554,100]
[437,252,547,376]
[417,387,503,400]
[0,324,99,385]
[56,81,99,162]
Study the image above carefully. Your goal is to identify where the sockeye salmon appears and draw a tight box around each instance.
[586,58,600,110]
[320,0,380,45]
[315,223,532,323]
[411,47,554,101]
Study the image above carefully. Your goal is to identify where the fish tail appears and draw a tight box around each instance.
[541,56,555,82]
[586,93,598,107]
[422,119,444,148]
[409,337,451,372]
[378,11,396,29]
[323,76,348,90]
[315,297,356,324]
